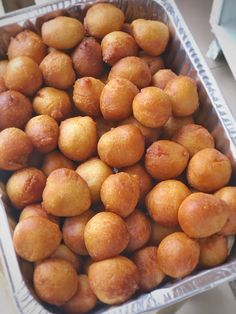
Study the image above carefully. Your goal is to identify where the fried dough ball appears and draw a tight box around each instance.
[33,87,72,122]
[42,16,85,49]
[40,51,75,90]
[63,210,96,255]
[8,30,47,64]
[133,246,165,291]
[101,31,138,66]
[0,60,8,92]
[164,76,199,117]
[42,168,91,217]
[98,124,145,168]
[34,258,78,306]
[88,256,139,304]
[19,203,59,225]
[25,115,59,154]
[187,148,232,192]
[72,37,104,78]
[178,193,228,238]
[62,275,97,314]
[163,115,194,139]
[41,151,74,176]
[0,128,33,171]
[100,78,139,121]
[5,56,42,96]
[152,69,177,89]
[84,212,129,261]
[84,3,125,39]
[0,91,32,131]
[58,116,97,162]
[199,235,228,268]
[108,56,151,89]
[146,180,191,227]
[139,53,165,75]
[149,222,180,245]
[95,117,117,139]
[13,217,61,261]
[76,158,112,203]
[133,87,172,128]
[215,186,236,236]
[125,210,151,252]
[145,140,189,180]
[101,172,140,218]
[51,244,81,272]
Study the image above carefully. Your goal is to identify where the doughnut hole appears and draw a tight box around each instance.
[152,69,177,89]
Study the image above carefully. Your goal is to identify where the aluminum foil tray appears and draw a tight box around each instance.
[0,0,236,313]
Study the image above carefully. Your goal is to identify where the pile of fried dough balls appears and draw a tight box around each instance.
[0,2,235,313]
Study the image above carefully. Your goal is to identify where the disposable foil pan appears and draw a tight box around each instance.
[0,0,236,313]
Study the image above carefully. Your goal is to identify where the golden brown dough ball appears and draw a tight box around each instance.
[165,76,199,117]
[149,222,180,245]
[95,117,117,139]
[152,69,177,89]
[63,210,95,255]
[8,30,46,64]
[125,209,151,252]
[33,87,72,122]
[73,77,105,117]
[146,180,191,227]
[0,91,32,131]
[19,203,59,225]
[108,56,151,89]
[133,246,165,291]
[84,3,125,39]
[132,19,169,56]
[0,128,33,171]
[5,56,42,96]
[62,274,97,314]
[100,78,139,121]
[101,31,138,66]
[178,192,228,238]
[42,168,91,217]
[42,16,84,49]
[72,37,104,78]
[187,148,232,192]
[145,140,189,180]
[84,212,129,261]
[41,151,75,177]
[98,124,145,167]
[40,51,75,90]
[163,115,194,139]
[13,216,61,261]
[88,256,139,304]
[133,86,172,128]
[34,258,78,306]
[199,235,228,268]
[58,116,97,162]
[51,244,81,272]
[0,60,8,92]
[101,172,140,218]
[76,158,112,203]
[25,115,59,154]
[139,52,165,75]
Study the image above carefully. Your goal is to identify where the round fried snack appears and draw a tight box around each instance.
[178,192,228,238]
[8,30,47,64]
[0,60,8,92]
[42,16,84,49]
[0,91,32,131]
[6,168,46,209]
[98,124,145,168]
[19,203,59,225]
[100,78,139,121]
[146,180,191,227]
[145,140,189,180]
[84,3,125,39]
[164,76,199,117]
[139,52,165,75]
[133,246,165,291]
[88,256,139,304]
[152,69,177,89]
[101,172,140,218]
[5,56,42,96]
[41,151,74,176]
[84,212,129,260]
[62,274,97,314]
[108,56,151,89]
[76,158,112,203]
[63,210,95,255]
[51,244,81,272]
[133,86,172,128]
[43,168,91,217]
[95,117,117,139]
[163,115,194,139]
[34,258,78,306]
[0,128,33,171]
[59,116,97,162]
[13,217,61,261]
[187,148,232,192]
[149,222,180,245]
[101,31,138,65]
